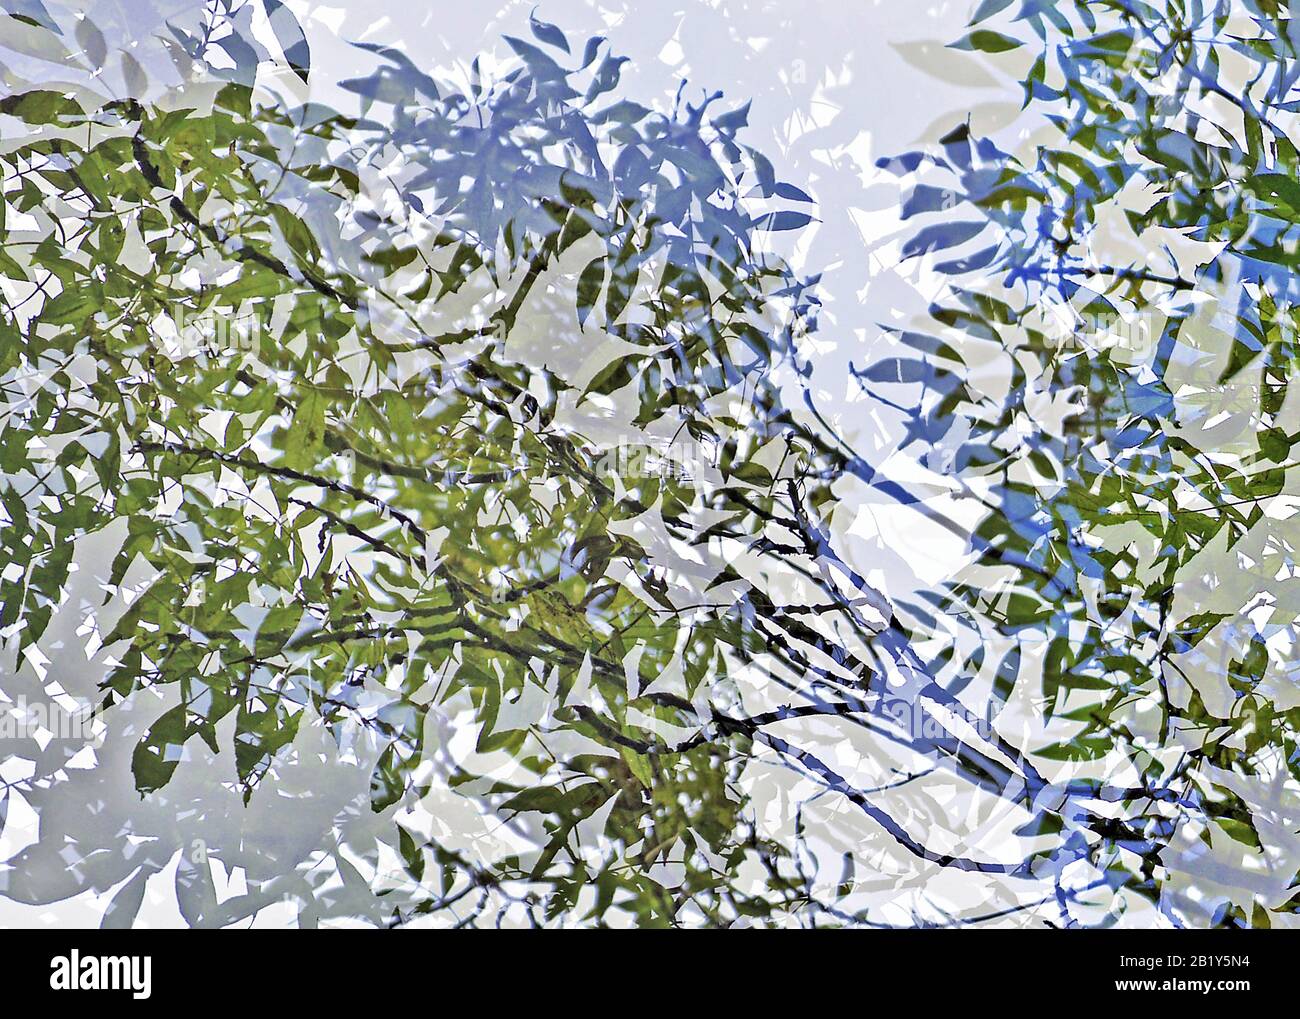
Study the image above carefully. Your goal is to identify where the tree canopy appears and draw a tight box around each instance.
[1,0,1298,928]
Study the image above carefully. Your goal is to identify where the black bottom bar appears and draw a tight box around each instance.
[0,929,1278,1007]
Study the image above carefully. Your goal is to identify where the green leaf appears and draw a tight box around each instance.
[283,388,327,471]
[950,30,1021,53]
[620,745,654,787]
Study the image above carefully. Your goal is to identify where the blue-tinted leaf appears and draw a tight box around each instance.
[529,8,570,52]
[773,182,815,203]
[901,220,985,259]
[263,0,311,82]
[755,210,815,231]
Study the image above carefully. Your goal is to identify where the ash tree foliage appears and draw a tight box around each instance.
[4,0,1295,928]
[867,0,1300,926]
[1,2,1016,926]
